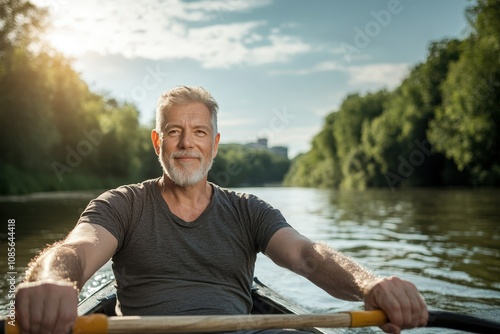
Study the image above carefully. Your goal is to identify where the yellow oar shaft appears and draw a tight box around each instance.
[4,310,387,334]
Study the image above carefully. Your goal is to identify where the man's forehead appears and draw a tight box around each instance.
[163,106,213,129]
[164,121,211,128]
[165,103,208,116]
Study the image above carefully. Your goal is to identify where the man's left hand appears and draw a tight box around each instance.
[364,276,428,334]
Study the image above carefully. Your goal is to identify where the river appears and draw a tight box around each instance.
[1,186,499,333]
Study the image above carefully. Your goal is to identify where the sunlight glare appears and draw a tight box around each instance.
[44,28,85,57]
[36,0,114,57]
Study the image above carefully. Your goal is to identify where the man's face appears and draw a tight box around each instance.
[154,102,220,186]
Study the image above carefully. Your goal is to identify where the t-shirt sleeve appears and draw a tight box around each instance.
[78,187,134,254]
[246,194,291,254]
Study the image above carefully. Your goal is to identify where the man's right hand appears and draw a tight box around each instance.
[15,280,79,334]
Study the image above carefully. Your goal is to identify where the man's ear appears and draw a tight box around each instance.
[151,130,161,155]
[212,132,220,158]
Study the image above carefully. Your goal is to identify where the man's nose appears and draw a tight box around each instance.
[179,130,194,149]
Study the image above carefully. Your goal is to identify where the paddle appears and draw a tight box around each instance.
[1,310,500,333]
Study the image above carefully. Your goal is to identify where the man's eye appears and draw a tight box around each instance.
[168,130,180,136]
[195,130,207,136]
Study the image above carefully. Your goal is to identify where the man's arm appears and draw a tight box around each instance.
[16,223,117,334]
[265,227,428,334]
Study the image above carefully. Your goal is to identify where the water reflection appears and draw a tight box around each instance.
[252,187,500,326]
[0,191,102,301]
[319,189,500,289]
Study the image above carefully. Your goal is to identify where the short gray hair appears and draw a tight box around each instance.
[155,86,218,136]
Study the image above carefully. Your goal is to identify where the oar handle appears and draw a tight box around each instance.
[1,311,385,334]
[349,310,387,327]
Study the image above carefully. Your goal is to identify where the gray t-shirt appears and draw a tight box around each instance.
[78,178,290,316]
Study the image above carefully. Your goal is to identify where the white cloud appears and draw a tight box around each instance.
[37,0,310,69]
[269,61,344,75]
[346,63,410,89]
[269,60,409,90]
[187,0,274,20]
[182,22,310,68]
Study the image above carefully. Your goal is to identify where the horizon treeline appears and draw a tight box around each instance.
[0,0,290,195]
[284,0,500,189]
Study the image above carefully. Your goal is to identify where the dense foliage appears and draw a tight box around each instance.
[285,0,500,189]
[0,0,290,194]
[209,144,291,187]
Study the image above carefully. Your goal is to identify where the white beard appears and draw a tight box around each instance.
[159,149,213,186]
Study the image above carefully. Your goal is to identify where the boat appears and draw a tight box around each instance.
[77,277,343,334]
[2,276,500,333]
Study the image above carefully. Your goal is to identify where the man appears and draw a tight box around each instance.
[16,86,428,334]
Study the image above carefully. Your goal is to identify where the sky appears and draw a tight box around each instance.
[34,0,471,158]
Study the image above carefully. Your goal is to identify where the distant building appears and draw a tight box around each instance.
[270,146,288,158]
[245,137,288,159]
[257,138,268,148]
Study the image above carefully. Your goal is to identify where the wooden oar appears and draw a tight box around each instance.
[2,310,500,334]
[3,311,384,334]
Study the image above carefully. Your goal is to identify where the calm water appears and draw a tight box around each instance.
[1,187,499,333]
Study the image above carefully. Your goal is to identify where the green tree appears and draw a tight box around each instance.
[334,91,388,189]
[0,0,57,193]
[0,0,156,194]
[210,144,291,187]
[0,0,46,70]
[363,39,463,188]
[333,91,389,162]
[138,122,162,180]
[284,113,340,188]
[428,0,500,185]
[283,1,499,189]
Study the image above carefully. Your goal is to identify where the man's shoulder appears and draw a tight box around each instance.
[211,183,250,200]
[117,178,159,192]
[97,178,160,201]
[210,183,268,208]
